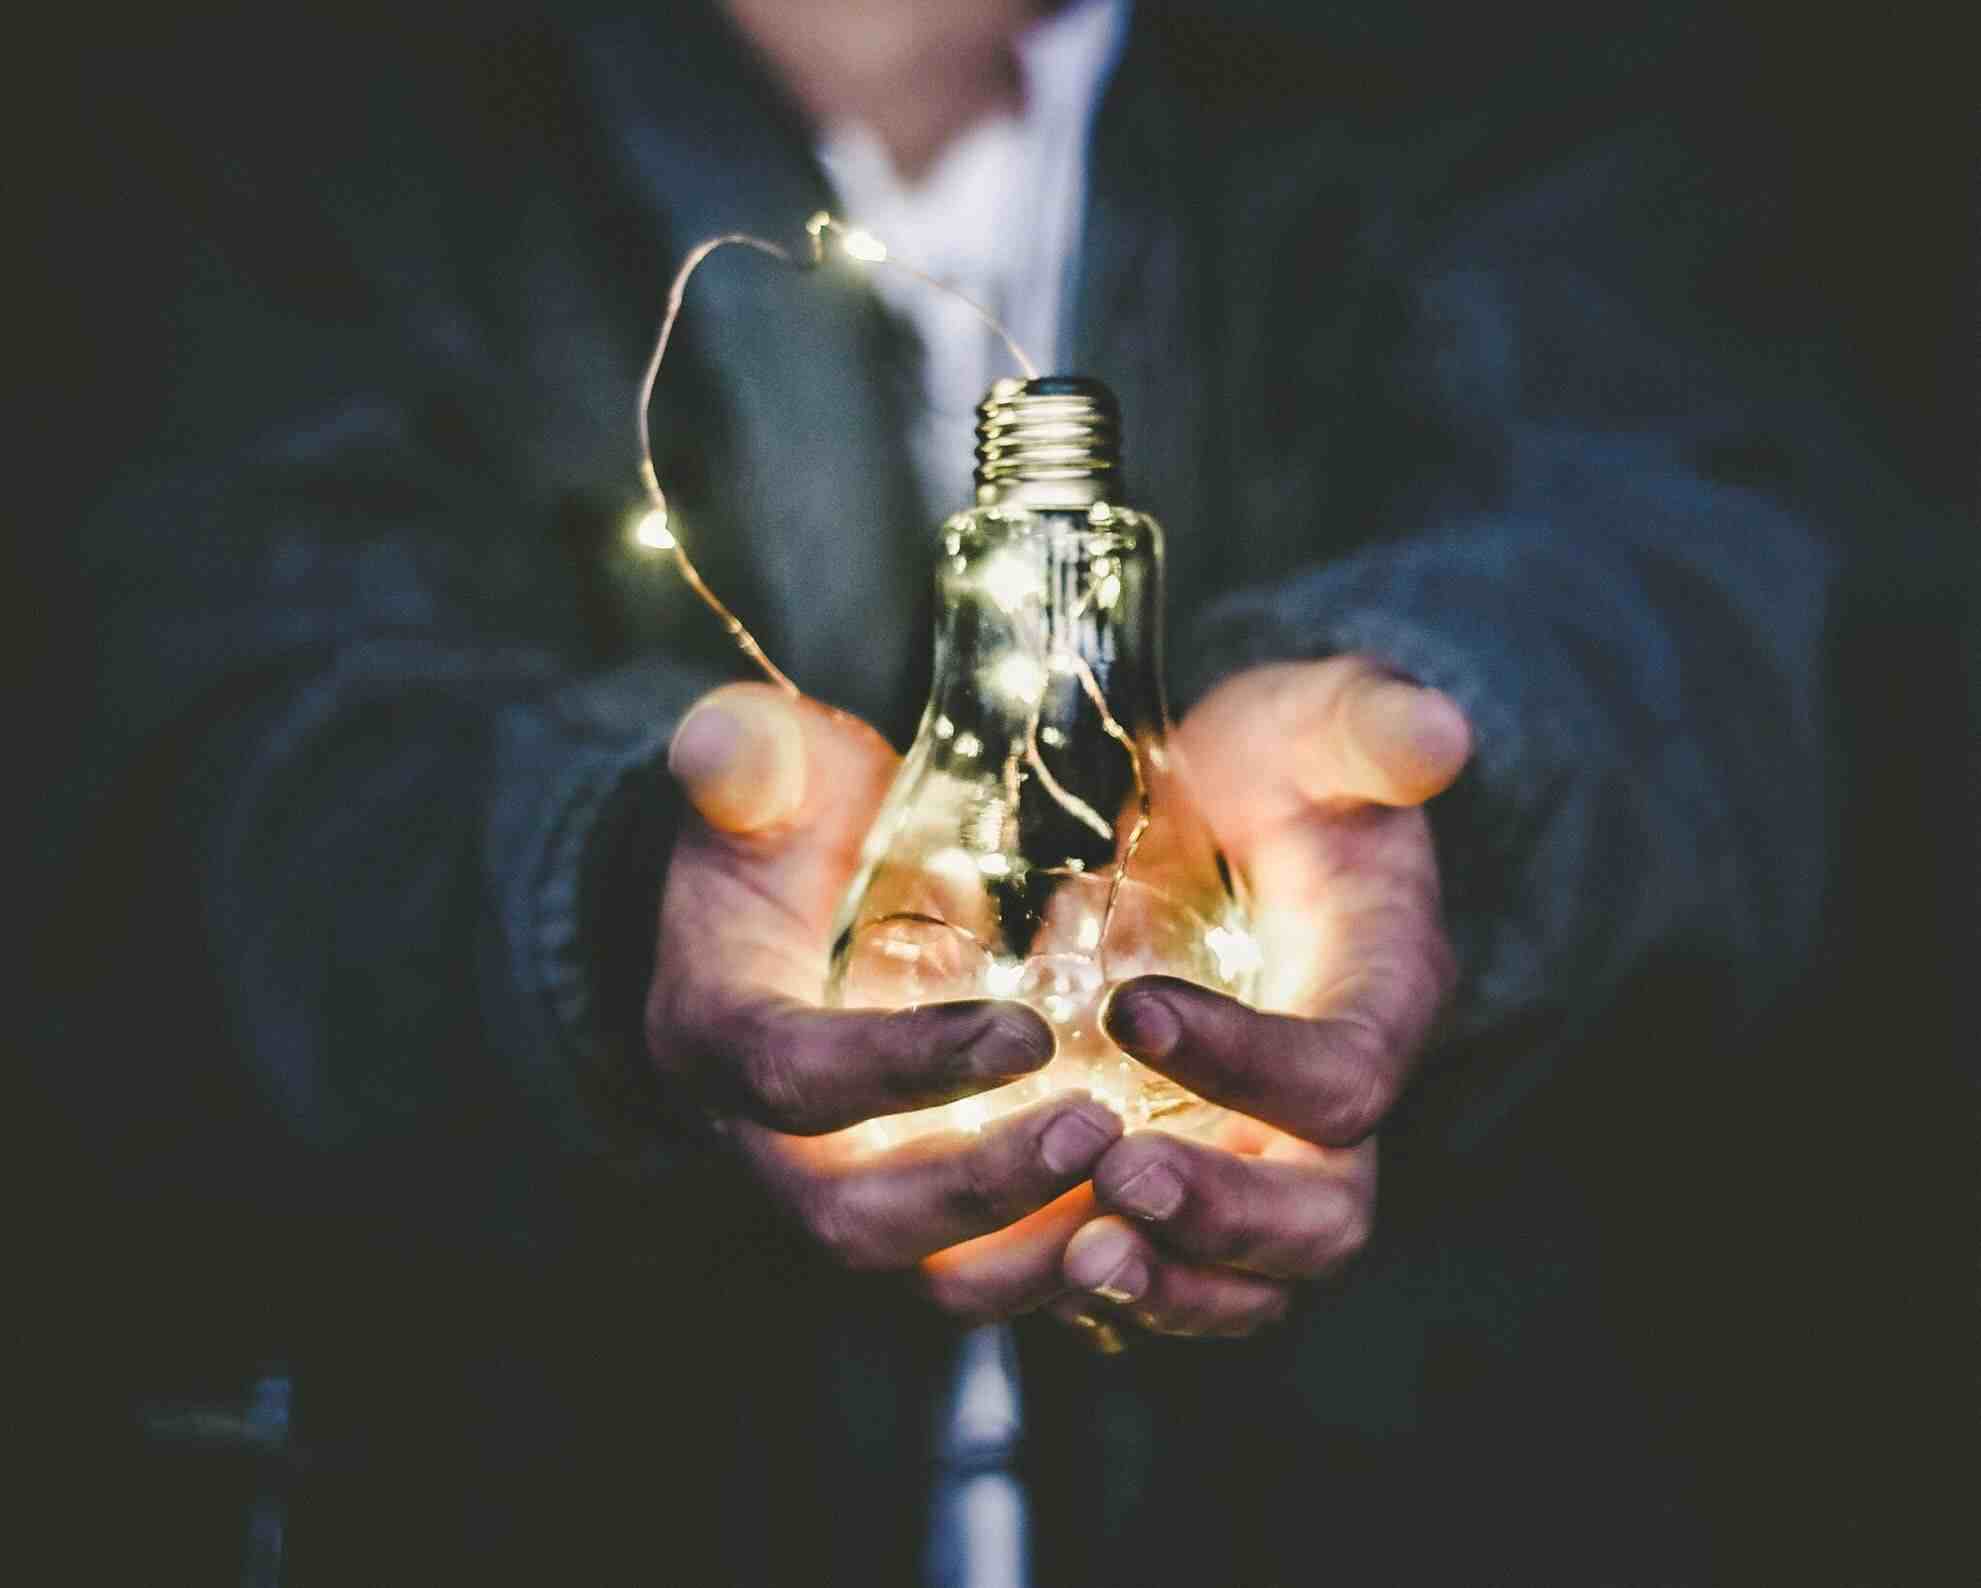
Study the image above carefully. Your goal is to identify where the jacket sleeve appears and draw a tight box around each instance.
[1182,130,1842,1146]
[43,51,738,1254]
[64,413,735,1256]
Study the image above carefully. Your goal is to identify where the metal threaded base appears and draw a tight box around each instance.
[974,375,1122,507]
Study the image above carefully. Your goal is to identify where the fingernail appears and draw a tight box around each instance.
[964,1004,1055,1077]
[1111,1160,1185,1221]
[1092,1263,1149,1305]
[1103,988,1180,1060]
[1040,1108,1117,1176]
[1360,679,1471,786]
[668,688,806,831]
[1066,1227,1149,1303]
[667,702,741,789]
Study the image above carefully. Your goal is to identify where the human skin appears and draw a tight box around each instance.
[647,687,1124,1275]
[1061,661,1468,1337]
[648,659,1469,1338]
[722,0,1039,181]
[664,2,1471,1335]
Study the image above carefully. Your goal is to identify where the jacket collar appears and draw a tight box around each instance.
[575,6,1209,732]
[577,8,932,734]
[1070,14,1218,673]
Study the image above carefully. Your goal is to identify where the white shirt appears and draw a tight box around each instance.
[817,0,1128,519]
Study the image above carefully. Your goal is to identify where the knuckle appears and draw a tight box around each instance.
[798,1187,886,1272]
[875,1008,945,1098]
[917,1266,1009,1326]
[1188,1180,1252,1267]
[740,1030,817,1132]
[1311,1026,1391,1143]
[1097,1140,1185,1212]
[1225,1287,1295,1337]
[946,1142,1017,1232]
[1220,1034,1278,1110]
[1299,1190,1373,1276]
[1259,1286,1297,1330]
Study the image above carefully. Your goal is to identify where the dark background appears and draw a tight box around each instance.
[19,3,1973,1582]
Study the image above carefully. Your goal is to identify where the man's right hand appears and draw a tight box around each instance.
[646,683,1121,1319]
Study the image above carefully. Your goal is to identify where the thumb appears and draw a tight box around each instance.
[668,683,808,834]
[1298,662,1472,807]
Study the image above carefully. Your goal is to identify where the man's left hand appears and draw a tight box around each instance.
[1055,656,1471,1339]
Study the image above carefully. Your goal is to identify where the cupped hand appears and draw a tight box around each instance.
[1055,657,1471,1340]
[646,683,1121,1315]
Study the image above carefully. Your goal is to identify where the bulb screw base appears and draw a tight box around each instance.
[975,376,1122,508]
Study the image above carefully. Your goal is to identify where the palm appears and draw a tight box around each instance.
[1050,658,1466,1338]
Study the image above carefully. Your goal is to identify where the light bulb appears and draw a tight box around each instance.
[828,377,1256,1145]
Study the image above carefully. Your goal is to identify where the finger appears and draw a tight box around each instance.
[742,1095,1121,1271]
[1062,1217,1292,1338]
[669,683,900,852]
[1182,658,1470,821]
[914,1184,1098,1325]
[1091,1131,1374,1281]
[678,993,1055,1135]
[1314,663,1471,808]
[668,683,809,833]
[1104,974,1411,1146]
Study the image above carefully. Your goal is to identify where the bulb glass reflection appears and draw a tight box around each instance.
[828,500,1256,1146]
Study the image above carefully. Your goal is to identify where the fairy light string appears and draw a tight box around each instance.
[635,213,1036,703]
[636,211,1152,986]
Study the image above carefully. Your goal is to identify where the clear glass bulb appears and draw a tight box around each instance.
[827,378,1256,1145]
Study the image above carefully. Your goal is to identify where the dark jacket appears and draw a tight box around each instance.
[32,7,1955,1583]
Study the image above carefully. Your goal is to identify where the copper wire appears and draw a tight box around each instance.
[637,214,1157,1005]
[635,213,1038,697]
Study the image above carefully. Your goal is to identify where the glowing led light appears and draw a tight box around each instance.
[927,846,981,890]
[1205,924,1263,982]
[1039,724,1065,748]
[934,715,955,740]
[984,960,1025,998]
[990,654,1047,704]
[980,551,1038,613]
[841,228,888,263]
[952,731,983,759]
[977,853,1013,878]
[631,509,676,551]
